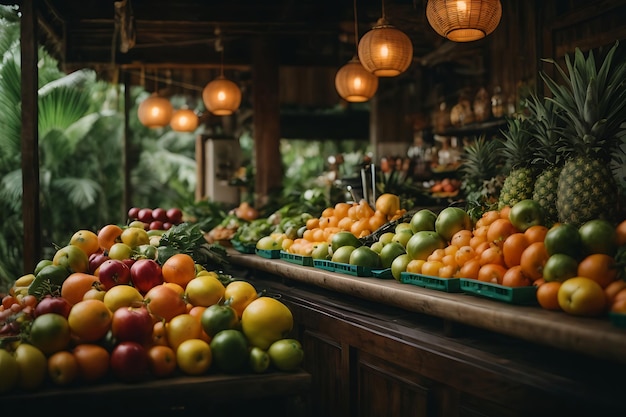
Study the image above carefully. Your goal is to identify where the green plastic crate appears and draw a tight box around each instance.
[401,272,461,292]
[255,248,281,259]
[459,278,538,305]
[232,240,256,254]
[329,261,373,277]
[371,268,393,279]
[609,312,626,329]
[280,251,314,266]
[313,259,335,272]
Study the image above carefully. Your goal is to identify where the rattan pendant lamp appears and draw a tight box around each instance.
[357,0,413,77]
[202,32,242,116]
[335,0,378,102]
[170,107,199,132]
[426,0,502,42]
[137,70,174,128]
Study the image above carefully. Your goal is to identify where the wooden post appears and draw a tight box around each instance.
[252,37,282,208]
[123,71,132,217]
[21,0,40,273]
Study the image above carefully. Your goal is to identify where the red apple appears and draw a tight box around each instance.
[34,296,72,318]
[166,208,183,224]
[137,208,153,223]
[111,305,153,344]
[127,207,141,220]
[98,259,131,290]
[88,251,110,274]
[130,259,163,294]
[162,222,173,231]
[110,341,149,383]
[149,220,164,231]
[152,207,167,222]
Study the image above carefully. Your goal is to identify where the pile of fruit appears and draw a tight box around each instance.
[127,206,184,231]
[0,219,304,394]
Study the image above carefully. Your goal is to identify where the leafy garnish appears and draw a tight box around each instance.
[157,222,229,270]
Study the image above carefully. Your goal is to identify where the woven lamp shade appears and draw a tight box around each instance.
[137,94,174,128]
[170,108,199,132]
[426,0,502,42]
[358,18,413,77]
[202,76,242,116]
[335,57,379,102]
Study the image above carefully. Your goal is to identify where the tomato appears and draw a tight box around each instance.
[209,329,249,373]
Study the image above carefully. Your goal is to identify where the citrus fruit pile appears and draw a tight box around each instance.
[263,193,406,257]
[0,222,304,394]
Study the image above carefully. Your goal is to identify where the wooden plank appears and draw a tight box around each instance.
[20,0,41,273]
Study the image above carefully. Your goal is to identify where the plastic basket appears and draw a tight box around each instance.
[313,259,336,272]
[371,268,393,279]
[231,240,256,254]
[609,312,626,329]
[255,248,281,259]
[459,278,538,305]
[329,261,374,277]
[280,251,314,266]
[401,272,461,292]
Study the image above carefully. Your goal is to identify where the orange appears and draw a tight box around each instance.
[475,210,501,228]
[67,299,112,342]
[151,321,169,346]
[406,259,425,274]
[184,275,226,307]
[616,219,626,246]
[479,245,504,266]
[501,265,532,287]
[61,272,102,306]
[163,282,185,296]
[536,281,562,310]
[161,253,196,288]
[97,224,123,251]
[520,241,549,282]
[524,225,549,244]
[305,217,319,230]
[477,263,507,284]
[605,280,626,305]
[73,344,110,383]
[454,245,475,267]
[456,258,480,279]
[69,230,100,256]
[147,345,177,378]
[375,193,400,218]
[166,313,203,350]
[334,202,351,219]
[577,253,618,288]
[321,207,334,218]
[144,284,188,322]
[47,350,79,386]
[421,260,443,277]
[224,280,259,318]
[487,218,518,247]
[502,233,530,268]
[450,229,473,248]
[499,205,511,220]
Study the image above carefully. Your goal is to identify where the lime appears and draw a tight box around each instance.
[544,223,582,259]
[578,219,617,256]
[349,246,381,268]
[200,304,240,337]
[391,253,412,281]
[331,231,362,253]
[210,329,249,373]
[543,253,579,282]
[33,259,53,276]
[380,241,406,269]
[331,245,356,264]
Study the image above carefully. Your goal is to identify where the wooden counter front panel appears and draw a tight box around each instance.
[254,277,625,417]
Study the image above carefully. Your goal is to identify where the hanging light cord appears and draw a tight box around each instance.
[381,0,386,20]
[353,0,359,51]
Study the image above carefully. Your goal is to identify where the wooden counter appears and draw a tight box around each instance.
[229,251,626,364]
[229,252,626,416]
[2,371,311,417]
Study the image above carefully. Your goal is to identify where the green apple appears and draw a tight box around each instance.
[370,241,384,254]
[349,246,381,268]
[394,222,412,234]
[107,242,133,260]
[544,223,582,259]
[331,245,356,264]
[435,207,471,243]
[391,253,411,281]
[578,219,617,256]
[249,346,270,373]
[509,199,545,232]
[392,229,414,248]
[378,232,396,246]
[268,339,304,371]
[52,244,89,273]
[0,349,18,394]
[14,343,47,390]
[311,242,330,260]
[410,209,437,233]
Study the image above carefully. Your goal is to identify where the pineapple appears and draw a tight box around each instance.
[497,117,537,209]
[460,135,503,220]
[526,94,565,225]
[541,41,626,226]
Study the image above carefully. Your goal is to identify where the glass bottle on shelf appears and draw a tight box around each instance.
[491,86,504,118]
[473,87,491,122]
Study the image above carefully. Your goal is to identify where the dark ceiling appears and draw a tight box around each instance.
[39,0,462,70]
